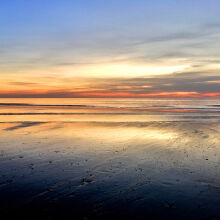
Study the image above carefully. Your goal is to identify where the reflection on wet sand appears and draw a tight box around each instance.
[0,121,219,219]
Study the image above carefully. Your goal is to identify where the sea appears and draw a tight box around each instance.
[0,98,220,122]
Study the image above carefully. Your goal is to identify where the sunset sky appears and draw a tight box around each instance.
[0,0,220,98]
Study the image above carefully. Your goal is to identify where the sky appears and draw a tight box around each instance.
[0,0,220,98]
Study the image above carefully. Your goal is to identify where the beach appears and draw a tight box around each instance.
[0,98,219,219]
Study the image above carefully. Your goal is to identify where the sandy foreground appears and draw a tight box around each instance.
[0,121,219,219]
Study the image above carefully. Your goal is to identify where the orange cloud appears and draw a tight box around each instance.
[0,89,220,98]
[76,91,220,98]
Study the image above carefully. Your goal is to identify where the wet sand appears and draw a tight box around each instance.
[0,121,219,219]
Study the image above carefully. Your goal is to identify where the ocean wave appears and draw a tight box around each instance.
[0,103,96,107]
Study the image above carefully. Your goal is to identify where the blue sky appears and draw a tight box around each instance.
[0,0,220,97]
